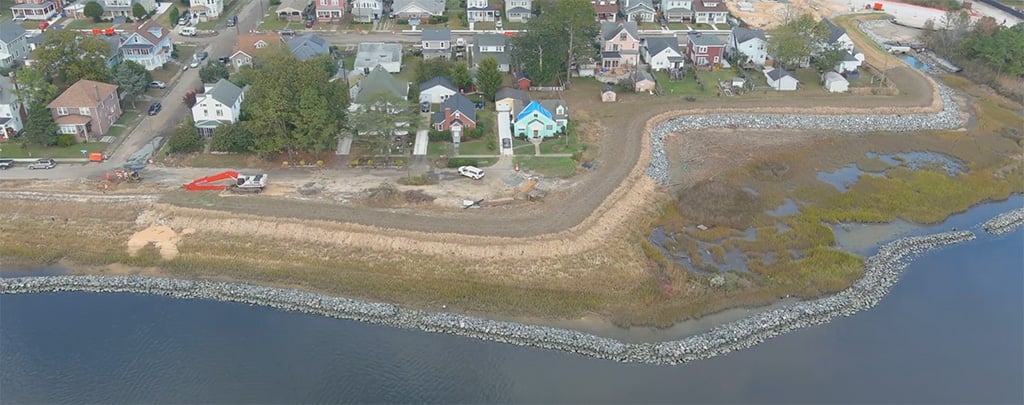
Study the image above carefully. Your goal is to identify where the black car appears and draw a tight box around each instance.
[501,138,511,149]
[218,56,230,64]
[148,102,162,116]
[420,101,430,113]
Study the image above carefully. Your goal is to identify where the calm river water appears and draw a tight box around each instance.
[1,231,1022,403]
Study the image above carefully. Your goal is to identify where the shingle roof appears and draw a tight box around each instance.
[435,93,476,122]
[232,32,283,58]
[0,76,19,104]
[496,87,528,102]
[474,33,507,47]
[539,100,567,120]
[506,6,530,13]
[622,0,654,12]
[633,70,654,82]
[354,42,402,70]
[731,27,765,45]
[765,67,794,81]
[48,80,118,108]
[645,37,680,57]
[288,34,331,61]
[419,76,456,92]
[393,0,445,15]
[206,79,244,106]
[421,28,450,41]
[601,21,639,41]
[824,19,847,44]
[0,20,27,44]
[687,33,724,47]
[129,20,168,46]
[355,65,409,103]
[692,0,727,12]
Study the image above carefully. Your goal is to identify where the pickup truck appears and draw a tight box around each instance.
[27,158,57,170]
[0,159,14,170]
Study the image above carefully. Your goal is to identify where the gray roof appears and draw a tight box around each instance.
[206,79,244,106]
[765,67,794,81]
[393,0,445,15]
[824,19,847,44]
[506,6,530,13]
[355,65,409,103]
[633,70,654,82]
[474,33,507,47]
[0,76,19,104]
[645,37,680,57]
[601,21,639,41]
[602,84,615,93]
[731,27,765,45]
[496,87,528,102]
[622,0,654,12]
[421,28,450,41]
[419,76,456,92]
[841,49,858,61]
[433,93,477,123]
[539,100,567,121]
[355,42,402,70]
[0,21,27,44]
[288,34,331,61]
[687,33,724,47]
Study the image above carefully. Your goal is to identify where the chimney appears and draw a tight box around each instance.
[444,107,451,118]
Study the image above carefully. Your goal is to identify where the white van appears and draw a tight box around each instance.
[179,26,197,36]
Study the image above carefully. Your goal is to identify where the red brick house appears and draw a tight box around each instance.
[590,0,618,21]
[47,79,122,142]
[432,93,477,132]
[686,33,725,69]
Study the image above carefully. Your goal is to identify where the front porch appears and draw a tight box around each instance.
[11,2,59,20]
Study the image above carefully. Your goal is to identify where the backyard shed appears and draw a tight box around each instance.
[601,85,617,102]
[764,67,798,91]
[823,72,850,93]
[633,70,656,93]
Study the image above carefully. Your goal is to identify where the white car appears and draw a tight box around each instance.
[148,81,166,89]
[189,59,201,68]
[457,166,485,180]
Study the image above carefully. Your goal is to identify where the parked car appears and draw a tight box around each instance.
[27,158,56,170]
[0,159,14,170]
[305,19,314,28]
[280,29,296,36]
[189,59,201,68]
[226,15,237,27]
[218,56,230,64]
[179,26,197,36]
[148,80,166,89]
[501,138,511,149]
[196,51,209,61]
[420,101,430,113]
[182,63,190,71]
[148,102,162,116]
[457,165,485,180]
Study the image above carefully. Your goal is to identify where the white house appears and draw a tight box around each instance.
[0,21,30,69]
[190,0,224,21]
[120,21,172,71]
[728,27,768,67]
[692,0,728,24]
[352,0,384,22]
[100,0,157,19]
[354,42,403,74]
[0,76,26,139]
[662,0,693,22]
[419,76,457,104]
[643,37,684,71]
[466,0,498,22]
[764,67,798,91]
[823,19,855,52]
[192,79,245,138]
[620,0,655,22]
[823,71,849,93]
[835,50,864,74]
[392,0,445,19]
[506,0,532,22]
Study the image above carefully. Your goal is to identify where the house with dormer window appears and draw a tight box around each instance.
[472,33,510,72]
[189,0,223,21]
[514,100,567,139]
[662,0,693,22]
[192,79,245,137]
[102,0,156,18]
[599,21,640,70]
[230,32,283,70]
[120,21,171,71]
[693,0,728,24]
[620,0,654,23]
[728,27,768,67]
[432,93,476,131]
[392,0,445,19]
[590,0,617,21]
[466,0,498,22]
[506,0,532,22]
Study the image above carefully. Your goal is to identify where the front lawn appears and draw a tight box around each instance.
[655,71,709,95]
[258,8,302,30]
[514,155,577,178]
[537,133,579,155]
[455,139,497,155]
[0,141,108,159]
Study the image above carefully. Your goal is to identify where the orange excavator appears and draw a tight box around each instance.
[183,171,268,193]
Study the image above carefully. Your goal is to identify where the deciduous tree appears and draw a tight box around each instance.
[349,92,420,162]
[475,57,503,101]
[767,13,828,70]
[84,1,103,22]
[168,7,180,26]
[199,62,230,83]
[112,61,150,108]
[450,62,472,90]
[11,66,58,107]
[209,122,254,152]
[813,47,845,74]
[34,30,112,85]
[510,0,596,84]
[23,102,58,146]
[132,3,147,19]
[166,118,203,153]
[415,58,455,84]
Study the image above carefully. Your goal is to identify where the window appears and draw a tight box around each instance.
[619,33,626,40]
[424,42,429,48]
[696,46,707,53]
[56,107,68,116]
[79,107,90,115]
[713,56,720,63]
[59,125,78,134]
[203,109,209,116]
[216,110,223,117]
[546,125,552,130]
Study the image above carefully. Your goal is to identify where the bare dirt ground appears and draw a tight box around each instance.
[728,0,853,28]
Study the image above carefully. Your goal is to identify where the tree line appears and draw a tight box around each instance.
[921,14,1024,101]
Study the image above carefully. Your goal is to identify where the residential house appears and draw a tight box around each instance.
[191,79,245,137]
[643,36,684,71]
[288,34,331,61]
[662,0,693,22]
[620,0,654,22]
[276,0,307,21]
[632,70,655,92]
[466,0,498,22]
[230,32,283,70]
[835,49,863,74]
[764,67,798,91]
[119,21,171,71]
[599,21,641,71]
[822,71,849,93]
[47,79,122,142]
[432,93,476,134]
[354,42,403,74]
[0,21,30,68]
[419,76,457,104]
[10,0,64,21]
[600,85,616,102]
[0,77,26,139]
[513,101,563,139]
[102,0,157,19]
[823,19,854,51]
[505,0,532,22]
[514,72,531,90]
[315,0,345,23]
[392,0,445,19]
[351,0,384,22]
[99,34,123,70]
[538,99,567,129]
[349,65,409,111]
[190,0,224,21]
[472,33,510,72]
[421,28,451,60]
[728,27,768,67]
[495,87,528,118]
[590,0,617,21]
[686,33,725,68]
[692,0,728,24]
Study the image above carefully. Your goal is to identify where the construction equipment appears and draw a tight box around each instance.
[183,170,268,193]
[115,170,142,183]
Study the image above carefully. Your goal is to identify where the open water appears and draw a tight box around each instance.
[1,232,1021,403]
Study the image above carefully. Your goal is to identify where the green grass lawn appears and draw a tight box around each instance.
[258,8,302,30]
[514,155,577,178]
[655,71,709,95]
[175,44,197,64]
[428,141,454,157]
[790,69,824,91]
[0,141,108,159]
[665,22,691,30]
[395,58,420,83]
[455,139,497,155]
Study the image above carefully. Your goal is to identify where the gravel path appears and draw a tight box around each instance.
[1,227,986,364]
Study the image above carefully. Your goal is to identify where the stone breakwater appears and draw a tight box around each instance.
[645,84,964,185]
[982,207,1024,235]
[0,230,976,365]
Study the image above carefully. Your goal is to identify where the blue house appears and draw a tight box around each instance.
[120,21,172,71]
[513,101,566,139]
